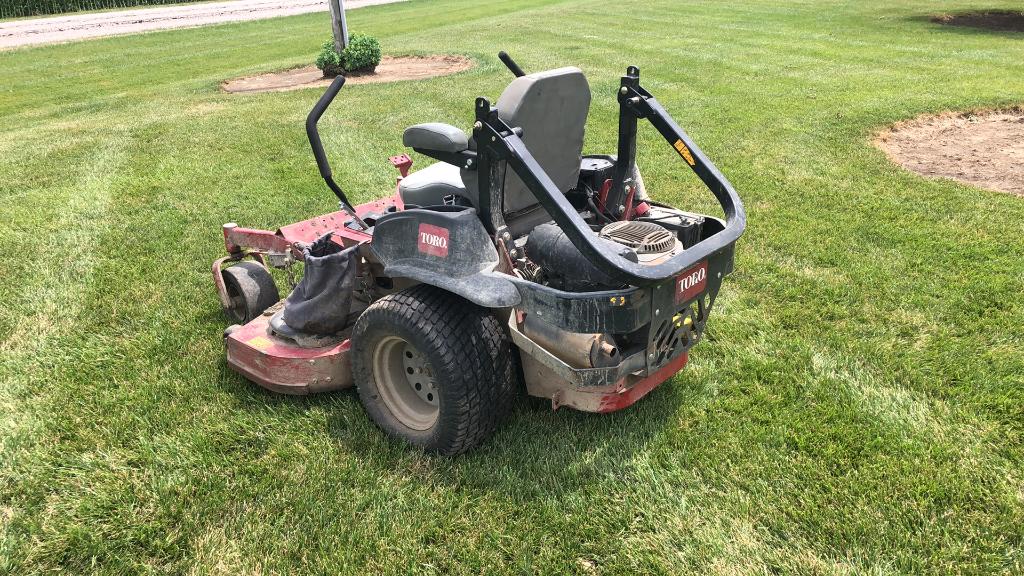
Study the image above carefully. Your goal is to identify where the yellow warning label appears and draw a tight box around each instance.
[673,139,696,166]
[672,313,696,329]
[247,336,273,350]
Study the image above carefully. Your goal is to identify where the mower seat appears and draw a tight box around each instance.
[397,162,474,207]
[398,67,591,217]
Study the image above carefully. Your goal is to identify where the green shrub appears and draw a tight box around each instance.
[315,34,382,77]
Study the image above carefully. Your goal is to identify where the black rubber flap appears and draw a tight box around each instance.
[281,233,357,335]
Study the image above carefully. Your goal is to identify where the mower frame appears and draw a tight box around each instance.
[214,60,745,416]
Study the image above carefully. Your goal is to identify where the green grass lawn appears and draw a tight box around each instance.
[1,0,1023,573]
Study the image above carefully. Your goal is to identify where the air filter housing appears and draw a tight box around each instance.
[599,221,676,254]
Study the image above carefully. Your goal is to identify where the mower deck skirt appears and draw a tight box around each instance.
[225,307,353,395]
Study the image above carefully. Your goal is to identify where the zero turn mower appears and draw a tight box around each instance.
[213,53,746,454]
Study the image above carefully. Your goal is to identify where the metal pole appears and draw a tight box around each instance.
[338,0,349,49]
[328,0,349,52]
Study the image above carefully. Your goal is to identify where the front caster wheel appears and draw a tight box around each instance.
[352,285,517,455]
[221,261,280,323]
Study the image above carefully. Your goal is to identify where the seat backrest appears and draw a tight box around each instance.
[486,67,591,214]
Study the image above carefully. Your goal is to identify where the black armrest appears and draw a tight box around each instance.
[403,123,469,153]
[404,123,478,170]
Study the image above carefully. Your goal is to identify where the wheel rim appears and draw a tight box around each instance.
[371,336,439,431]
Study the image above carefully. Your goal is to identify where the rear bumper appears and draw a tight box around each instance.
[508,303,693,412]
[520,346,688,413]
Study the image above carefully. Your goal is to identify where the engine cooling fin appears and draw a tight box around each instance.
[599,221,675,254]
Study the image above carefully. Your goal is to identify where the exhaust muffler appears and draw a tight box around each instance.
[522,316,620,369]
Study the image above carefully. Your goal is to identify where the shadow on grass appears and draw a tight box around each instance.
[329,382,685,499]
[217,345,683,498]
[915,10,1024,35]
[205,273,685,497]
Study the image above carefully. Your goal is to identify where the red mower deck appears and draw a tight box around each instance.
[226,304,353,395]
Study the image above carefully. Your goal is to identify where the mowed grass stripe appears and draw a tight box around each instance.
[0,0,1022,573]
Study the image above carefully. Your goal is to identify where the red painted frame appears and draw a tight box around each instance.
[212,192,404,310]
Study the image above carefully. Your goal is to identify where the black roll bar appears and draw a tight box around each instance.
[473,67,746,287]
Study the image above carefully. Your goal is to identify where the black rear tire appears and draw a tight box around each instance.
[352,285,517,455]
[221,261,280,323]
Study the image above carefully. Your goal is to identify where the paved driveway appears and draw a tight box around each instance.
[0,0,405,50]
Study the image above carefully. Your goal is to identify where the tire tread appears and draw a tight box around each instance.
[352,285,515,454]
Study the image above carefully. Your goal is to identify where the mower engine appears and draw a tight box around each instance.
[523,208,704,291]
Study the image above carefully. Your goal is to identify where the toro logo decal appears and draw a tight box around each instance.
[675,261,707,303]
[417,223,449,257]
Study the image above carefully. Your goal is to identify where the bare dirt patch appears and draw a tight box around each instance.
[222,55,473,94]
[875,109,1024,197]
[930,10,1024,33]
